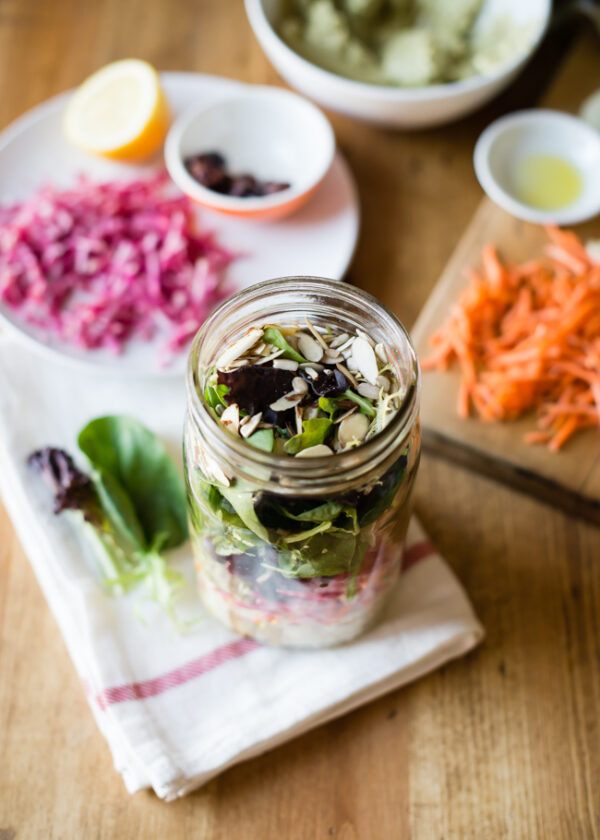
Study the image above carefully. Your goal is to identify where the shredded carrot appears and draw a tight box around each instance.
[421,227,600,450]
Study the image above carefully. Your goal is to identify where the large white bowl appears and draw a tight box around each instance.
[245,0,551,129]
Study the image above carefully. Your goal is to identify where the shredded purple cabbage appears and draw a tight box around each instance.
[0,174,234,358]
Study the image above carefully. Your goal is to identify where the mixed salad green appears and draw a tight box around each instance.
[28,415,188,625]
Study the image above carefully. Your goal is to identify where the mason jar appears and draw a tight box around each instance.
[184,277,421,648]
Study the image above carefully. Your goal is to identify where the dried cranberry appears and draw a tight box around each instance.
[229,175,260,197]
[184,152,227,190]
[262,181,290,195]
[184,151,291,199]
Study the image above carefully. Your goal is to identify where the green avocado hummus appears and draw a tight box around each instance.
[278,0,536,87]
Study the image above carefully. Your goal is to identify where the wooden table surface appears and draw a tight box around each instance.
[1,3,599,837]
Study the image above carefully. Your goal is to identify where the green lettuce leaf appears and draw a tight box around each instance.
[263,326,306,363]
[247,428,274,452]
[284,418,332,454]
[205,383,229,409]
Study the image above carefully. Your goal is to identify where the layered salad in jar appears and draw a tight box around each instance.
[185,298,420,648]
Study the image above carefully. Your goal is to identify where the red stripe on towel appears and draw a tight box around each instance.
[402,540,435,572]
[95,637,260,709]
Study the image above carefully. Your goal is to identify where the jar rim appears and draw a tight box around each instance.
[186,277,420,490]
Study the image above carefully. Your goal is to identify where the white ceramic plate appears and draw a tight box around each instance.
[0,73,359,376]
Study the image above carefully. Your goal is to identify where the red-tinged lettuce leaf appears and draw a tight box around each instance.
[217,365,296,424]
[27,447,102,524]
[299,366,347,397]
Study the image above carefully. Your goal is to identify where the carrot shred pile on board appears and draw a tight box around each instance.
[421,227,600,451]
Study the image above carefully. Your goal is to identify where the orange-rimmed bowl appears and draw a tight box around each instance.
[164,85,335,221]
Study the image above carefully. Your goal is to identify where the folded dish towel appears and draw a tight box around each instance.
[0,338,483,800]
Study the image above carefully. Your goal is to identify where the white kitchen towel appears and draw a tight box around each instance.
[0,338,483,800]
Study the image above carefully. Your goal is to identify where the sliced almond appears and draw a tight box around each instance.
[240,412,262,438]
[295,444,333,458]
[209,459,231,486]
[301,366,319,380]
[292,376,308,394]
[194,445,231,487]
[269,393,304,412]
[336,336,355,354]
[336,361,358,389]
[220,403,240,434]
[297,332,324,363]
[356,329,376,348]
[333,405,357,424]
[303,405,319,420]
[273,359,299,371]
[357,382,380,400]
[295,404,303,435]
[216,327,263,368]
[352,337,379,384]
[375,342,388,364]
[329,331,350,349]
[305,317,328,350]
[376,374,391,392]
[338,412,370,446]
[254,348,284,365]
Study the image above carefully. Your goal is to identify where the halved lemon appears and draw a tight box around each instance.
[63,59,169,160]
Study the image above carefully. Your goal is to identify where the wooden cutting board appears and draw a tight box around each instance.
[411,35,600,524]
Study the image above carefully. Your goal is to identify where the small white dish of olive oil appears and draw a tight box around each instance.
[473,109,600,225]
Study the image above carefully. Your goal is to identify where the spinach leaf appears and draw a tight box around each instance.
[343,388,376,418]
[358,452,408,527]
[78,415,188,551]
[91,467,146,552]
[345,531,371,597]
[284,521,332,543]
[280,500,344,523]
[263,326,306,363]
[319,391,376,419]
[219,484,270,542]
[277,531,357,578]
[284,418,332,454]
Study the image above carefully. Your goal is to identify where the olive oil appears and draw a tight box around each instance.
[512,154,582,211]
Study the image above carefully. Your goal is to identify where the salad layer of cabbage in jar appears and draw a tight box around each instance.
[184,279,420,648]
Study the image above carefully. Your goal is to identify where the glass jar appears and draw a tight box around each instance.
[184,278,421,648]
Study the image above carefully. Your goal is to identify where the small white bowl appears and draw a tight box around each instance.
[165,86,335,221]
[474,109,600,225]
[245,0,551,129]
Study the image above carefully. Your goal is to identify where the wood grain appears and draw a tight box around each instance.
[411,39,600,523]
[1,3,599,838]
[412,203,600,523]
